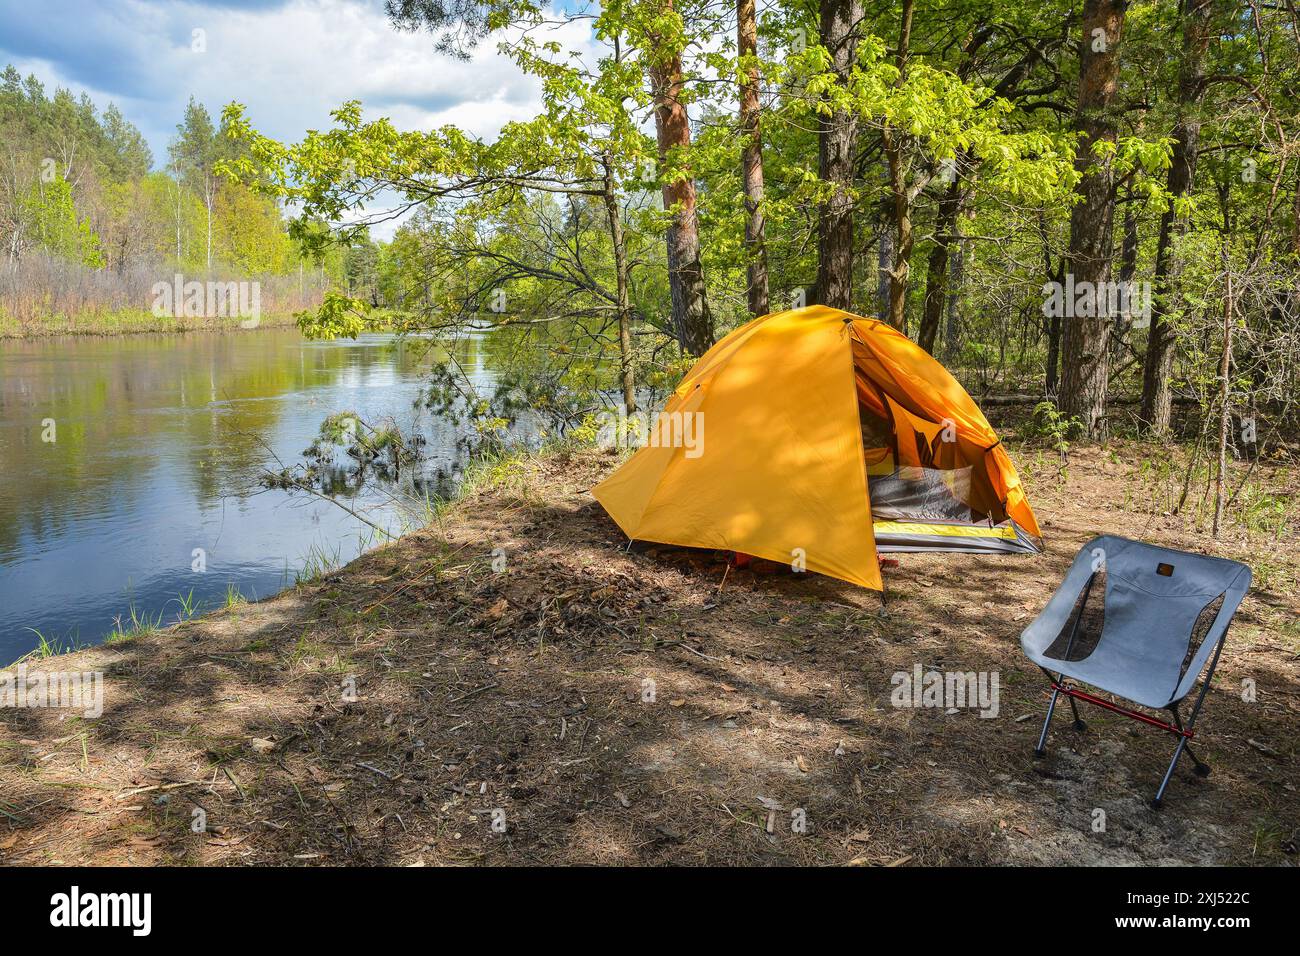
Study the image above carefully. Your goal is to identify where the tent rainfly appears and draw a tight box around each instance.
[592,305,1043,592]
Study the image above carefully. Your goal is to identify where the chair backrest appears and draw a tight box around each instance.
[1027,535,1251,706]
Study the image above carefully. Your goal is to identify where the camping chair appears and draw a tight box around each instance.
[1020,535,1251,809]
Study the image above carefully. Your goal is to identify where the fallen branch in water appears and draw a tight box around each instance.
[262,468,397,542]
[238,427,398,543]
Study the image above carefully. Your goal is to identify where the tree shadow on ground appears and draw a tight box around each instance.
[0,448,1295,865]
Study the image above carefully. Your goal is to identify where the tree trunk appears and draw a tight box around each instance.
[173,174,182,262]
[1059,0,1126,437]
[814,0,862,311]
[1110,207,1137,358]
[882,0,915,330]
[884,148,913,331]
[943,230,964,361]
[1213,263,1233,539]
[205,178,213,272]
[738,0,768,317]
[601,153,636,418]
[1140,0,1212,435]
[1045,310,1062,397]
[919,158,965,354]
[1292,165,1300,259]
[649,5,713,356]
[1038,210,1064,395]
[876,173,893,321]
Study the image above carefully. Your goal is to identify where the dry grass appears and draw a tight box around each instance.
[0,442,1296,866]
[0,253,319,338]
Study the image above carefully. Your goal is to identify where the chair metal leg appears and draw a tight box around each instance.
[1031,620,1234,811]
[1153,700,1220,808]
[1067,693,1087,732]
[1152,737,1189,810]
[1171,707,1210,777]
[1043,574,1097,745]
[1034,684,1061,758]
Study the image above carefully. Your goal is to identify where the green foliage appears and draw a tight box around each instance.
[1023,402,1086,456]
[297,290,387,340]
[0,66,310,293]
[166,0,1300,447]
[23,174,104,267]
[215,181,293,272]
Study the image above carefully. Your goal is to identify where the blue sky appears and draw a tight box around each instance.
[0,0,596,232]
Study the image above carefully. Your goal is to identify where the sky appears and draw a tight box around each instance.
[0,0,597,236]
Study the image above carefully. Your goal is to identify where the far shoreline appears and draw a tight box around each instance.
[0,311,304,341]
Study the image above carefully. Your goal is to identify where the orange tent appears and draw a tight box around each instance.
[592,305,1042,591]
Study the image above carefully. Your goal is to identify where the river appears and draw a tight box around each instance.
[0,328,500,665]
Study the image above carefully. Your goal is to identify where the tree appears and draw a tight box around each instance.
[918,157,967,353]
[644,0,714,355]
[737,0,768,317]
[22,172,103,266]
[1059,0,1127,437]
[814,0,861,311]
[171,98,220,271]
[215,180,293,273]
[100,104,152,180]
[384,0,504,59]
[880,0,914,328]
[1139,0,1214,435]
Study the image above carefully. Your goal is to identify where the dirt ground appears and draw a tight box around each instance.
[1,441,1297,866]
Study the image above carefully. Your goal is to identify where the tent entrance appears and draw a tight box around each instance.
[866,463,1040,554]
[858,391,1038,556]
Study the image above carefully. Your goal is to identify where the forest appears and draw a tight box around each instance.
[0,67,348,333]
[0,0,1297,874]
[212,0,1300,467]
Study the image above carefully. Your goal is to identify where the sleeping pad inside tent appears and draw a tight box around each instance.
[592,305,1043,591]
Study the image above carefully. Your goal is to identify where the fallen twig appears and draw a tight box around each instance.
[450,682,499,704]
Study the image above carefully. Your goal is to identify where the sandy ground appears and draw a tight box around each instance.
[1,442,1296,866]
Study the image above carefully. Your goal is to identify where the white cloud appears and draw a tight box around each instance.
[1,0,602,238]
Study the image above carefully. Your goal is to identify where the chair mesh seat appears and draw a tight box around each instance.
[1043,569,1107,662]
[1177,592,1226,684]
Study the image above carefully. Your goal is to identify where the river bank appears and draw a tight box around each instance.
[0,309,303,339]
[0,443,1296,865]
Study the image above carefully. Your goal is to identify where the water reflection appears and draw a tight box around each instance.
[0,329,491,663]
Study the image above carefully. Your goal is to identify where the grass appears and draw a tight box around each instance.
[16,628,85,662]
[0,307,301,339]
[224,583,249,609]
[95,589,214,647]
[105,604,165,644]
[0,797,29,825]
[1069,438,1298,540]
[168,589,202,624]
[391,442,538,529]
[456,444,545,503]
[295,541,345,585]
